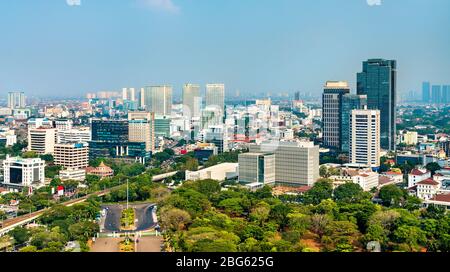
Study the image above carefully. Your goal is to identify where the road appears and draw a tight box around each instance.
[101,203,156,233]
[0,171,176,235]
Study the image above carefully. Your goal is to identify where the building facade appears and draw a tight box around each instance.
[205,84,225,122]
[28,128,57,155]
[8,92,26,109]
[249,141,320,186]
[142,85,173,116]
[128,111,155,153]
[349,109,381,168]
[341,94,367,153]
[322,81,350,150]
[54,142,89,169]
[238,152,276,185]
[3,157,45,187]
[357,59,397,151]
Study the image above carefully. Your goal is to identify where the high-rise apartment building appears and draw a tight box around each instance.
[357,59,397,151]
[55,119,73,131]
[122,88,136,101]
[182,84,202,118]
[431,85,442,104]
[349,109,381,168]
[28,128,57,155]
[341,94,367,153]
[57,128,91,144]
[238,152,276,185]
[142,85,172,116]
[8,92,26,109]
[322,81,350,149]
[249,141,319,186]
[54,142,89,169]
[205,84,225,121]
[128,111,155,153]
[422,82,431,103]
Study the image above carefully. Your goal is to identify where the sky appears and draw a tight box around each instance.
[0,0,449,99]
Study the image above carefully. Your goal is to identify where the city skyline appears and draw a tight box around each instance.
[1,0,450,98]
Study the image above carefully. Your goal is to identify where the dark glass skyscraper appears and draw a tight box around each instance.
[322,81,350,150]
[341,94,367,153]
[357,59,397,151]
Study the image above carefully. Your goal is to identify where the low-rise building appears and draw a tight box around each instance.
[54,142,89,169]
[408,168,431,188]
[59,168,86,182]
[85,162,114,179]
[416,178,440,200]
[2,156,45,188]
[329,168,379,191]
[185,162,238,181]
[238,152,276,185]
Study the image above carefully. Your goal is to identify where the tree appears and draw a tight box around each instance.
[218,198,245,216]
[309,214,330,239]
[319,165,328,178]
[426,162,441,175]
[249,201,271,225]
[378,185,406,207]
[39,154,54,162]
[22,151,38,158]
[160,207,192,232]
[302,179,333,205]
[393,225,427,251]
[185,157,199,171]
[10,227,31,245]
[333,183,366,203]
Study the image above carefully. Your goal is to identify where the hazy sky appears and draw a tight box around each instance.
[0,0,449,98]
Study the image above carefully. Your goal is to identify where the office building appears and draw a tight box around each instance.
[294,91,300,101]
[349,109,381,169]
[238,152,276,185]
[341,94,367,153]
[128,111,155,153]
[54,142,89,169]
[28,118,54,129]
[2,157,45,187]
[249,141,320,186]
[357,59,397,151]
[422,82,431,103]
[142,85,172,116]
[122,87,136,101]
[201,106,223,129]
[322,81,350,149]
[205,84,225,121]
[182,84,202,118]
[443,85,450,104]
[89,119,149,162]
[28,128,57,155]
[7,92,26,109]
[185,163,238,181]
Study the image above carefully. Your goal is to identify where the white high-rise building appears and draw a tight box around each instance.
[349,109,381,168]
[28,128,57,155]
[128,111,155,153]
[8,92,26,109]
[142,85,172,116]
[122,87,136,101]
[183,84,201,118]
[3,157,45,187]
[205,84,225,121]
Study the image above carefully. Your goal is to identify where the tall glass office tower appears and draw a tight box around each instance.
[357,59,397,151]
[322,81,350,150]
[431,85,442,104]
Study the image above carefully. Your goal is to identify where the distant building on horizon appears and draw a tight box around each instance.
[142,85,173,116]
[182,84,202,119]
[422,82,431,103]
[8,92,26,109]
[357,58,397,151]
[205,83,225,123]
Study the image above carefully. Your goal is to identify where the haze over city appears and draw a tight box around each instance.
[1,0,449,98]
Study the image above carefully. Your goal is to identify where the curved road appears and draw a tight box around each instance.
[102,203,156,233]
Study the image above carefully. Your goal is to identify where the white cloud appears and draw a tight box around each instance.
[367,0,382,6]
[66,0,81,6]
[139,0,180,13]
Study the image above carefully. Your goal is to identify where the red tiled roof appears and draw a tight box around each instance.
[417,178,439,186]
[410,169,429,176]
[431,194,450,203]
[385,171,402,176]
[379,176,394,185]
